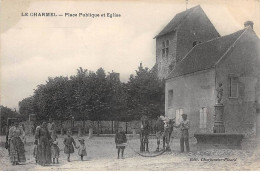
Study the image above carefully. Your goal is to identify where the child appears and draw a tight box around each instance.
[50,133,60,164]
[115,127,127,159]
[78,138,87,161]
[63,129,77,162]
[33,140,38,164]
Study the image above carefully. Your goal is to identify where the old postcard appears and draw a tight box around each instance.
[0,0,260,171]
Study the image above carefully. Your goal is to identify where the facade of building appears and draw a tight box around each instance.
[154,5,220,79]
[165,26,260,137]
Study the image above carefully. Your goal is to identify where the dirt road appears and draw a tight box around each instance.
[0,136,259,171]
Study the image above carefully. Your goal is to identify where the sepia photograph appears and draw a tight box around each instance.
[0,0,260,171]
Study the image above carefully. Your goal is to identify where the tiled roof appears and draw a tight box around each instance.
[167,28,247,79]
[154,5,202,38]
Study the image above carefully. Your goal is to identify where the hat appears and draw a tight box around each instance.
[160,116,165,120]
[53,140,58,145]
[78,138,85,142]
[34,140,38,145]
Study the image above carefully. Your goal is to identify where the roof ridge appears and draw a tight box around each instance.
[199,28,246,45]
[154,5,201,39]
[214,27,249,66]
[175,6,199,30]
[177,28,246,63]
[166,28,248,80]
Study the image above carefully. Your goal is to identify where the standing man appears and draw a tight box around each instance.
[175,114,190,152]
[140,119,149,152]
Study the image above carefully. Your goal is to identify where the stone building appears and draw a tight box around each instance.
[154,5,219,79]
[165,24,260,137]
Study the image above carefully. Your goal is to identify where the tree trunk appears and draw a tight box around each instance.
[60,120,64,135]
[89,120,93,138]
[126,122,128,134]
[114,121,119,133]
[97,121,100,136]
[78,126,82,137]
[111,121,113,134]
[83,119,86,135]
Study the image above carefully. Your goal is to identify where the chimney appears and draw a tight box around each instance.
[244,21,254,29]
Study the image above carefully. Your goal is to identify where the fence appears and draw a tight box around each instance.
[14,120,157,136]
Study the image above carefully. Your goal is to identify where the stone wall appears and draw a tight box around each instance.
[156,31,177,79]
[215,29,260,137]
[165,69,216,138]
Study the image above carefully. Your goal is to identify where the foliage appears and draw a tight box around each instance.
[125,63,165,120]
[18,64,165,122]
[0,105,21,132]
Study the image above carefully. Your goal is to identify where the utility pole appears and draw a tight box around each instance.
[186,0,188,10]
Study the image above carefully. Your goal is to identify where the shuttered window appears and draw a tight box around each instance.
[229,76,238,98]
[168,90,173,107]
[199,107,207,128]
[175,108,183,125]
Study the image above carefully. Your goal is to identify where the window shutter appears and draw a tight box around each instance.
[203,108,207,128]
[229,76,238,97]
[168,90,173,107]
[176,109,180,125]
[180,108,183,123]
[199,108,203,128]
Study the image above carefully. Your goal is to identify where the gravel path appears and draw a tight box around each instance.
[0,135,259,171]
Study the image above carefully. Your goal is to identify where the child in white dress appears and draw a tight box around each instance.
[78,138,87,161]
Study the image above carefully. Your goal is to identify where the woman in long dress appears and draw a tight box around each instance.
[19,123,26,144]
[8,120,26,165]
[35,122,52,166]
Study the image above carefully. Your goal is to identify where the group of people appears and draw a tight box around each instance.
[6,121,26,165]
[6,114,190,166]
[6,118,87,166]
[155,113,190,153]
[33,119,87,166]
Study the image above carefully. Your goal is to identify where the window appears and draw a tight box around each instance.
[166,40,169,57]
[162,41,165,57]
[166,48,169,57]
[168,90,173,107]
[175,108,183,125]
[229,75,239,98]
[199,107,207,128]
[162,40,169,57]
[162,49,165,57]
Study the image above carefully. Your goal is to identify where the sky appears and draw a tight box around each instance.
[1,0,260,110]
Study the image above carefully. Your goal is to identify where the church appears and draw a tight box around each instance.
[154,5,260,137]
